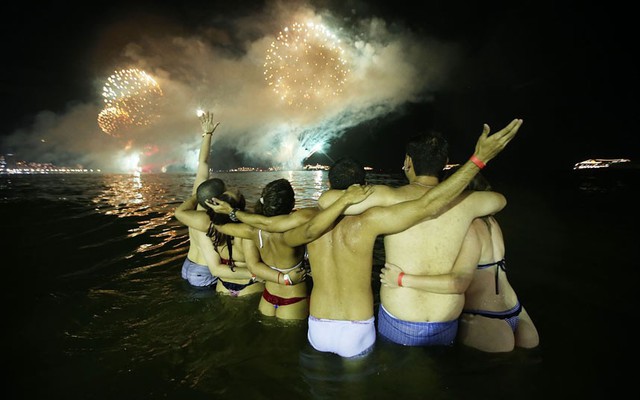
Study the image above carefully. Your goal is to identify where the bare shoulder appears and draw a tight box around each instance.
[465,190,505,203]
[293,206,319,215]
[460,190,506,216]
[364,184,410,205]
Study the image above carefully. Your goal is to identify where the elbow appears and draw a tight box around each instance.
[500,197,507,211]
[302,224,322,242]
[495,194,507,212]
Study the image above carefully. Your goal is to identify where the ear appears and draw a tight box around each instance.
[403,155,412,171]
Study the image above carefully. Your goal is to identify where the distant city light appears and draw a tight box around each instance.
[573,158,631,170]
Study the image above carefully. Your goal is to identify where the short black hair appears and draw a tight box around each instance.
[405,131,449,176]
[255,178,295,216]
[196,178,226,209]
[328,157,365,190]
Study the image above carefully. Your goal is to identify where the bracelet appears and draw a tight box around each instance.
[470,154,486,169]
[283,273,293,286]
[277,272,282,284]
[229,208,240,222]
[201,131,213,137]
[398,272,405,287]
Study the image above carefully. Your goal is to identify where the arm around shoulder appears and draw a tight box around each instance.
[317,184,396,215]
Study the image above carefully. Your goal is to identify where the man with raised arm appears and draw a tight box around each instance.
[317,119,523,348]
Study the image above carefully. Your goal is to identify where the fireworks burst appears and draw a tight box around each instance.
[97,68,163,136]
[264,21,349,109]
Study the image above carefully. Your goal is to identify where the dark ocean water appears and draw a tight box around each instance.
[1,169,638,399]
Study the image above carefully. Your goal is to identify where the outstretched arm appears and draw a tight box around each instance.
[206,198,318,232]
[368,118,522,235]
[212,221,255,240]
[317,184,397,214]
[193,111,220,194]
[284,184,374,247]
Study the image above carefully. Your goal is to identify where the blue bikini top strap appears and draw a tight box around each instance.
[477,259,506,295]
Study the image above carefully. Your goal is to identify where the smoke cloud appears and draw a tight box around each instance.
[1,1,460,172]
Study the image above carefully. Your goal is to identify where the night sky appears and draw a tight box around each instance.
[1,0,636,173]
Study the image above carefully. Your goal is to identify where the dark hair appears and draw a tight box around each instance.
[208,189,246,248]
[405,131,449,176]
[442,165,492,191]
[196,178,226,209]
[328,157,366,189]
[254,178,295,217]
[209,189,246,226]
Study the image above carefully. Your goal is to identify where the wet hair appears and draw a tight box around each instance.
[328,157,366,189]
[208,189,246,226]
[254,178,295,217]
[405,131,449,176]
[196,178,226,209]
[442,165,492,192]
[208,189,246,248]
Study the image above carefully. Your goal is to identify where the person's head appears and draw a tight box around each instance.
[442,165,492,191]
[404,130,449,178]
[255,178,295,216]
[209,187,246,247]
[328,157,366,189]
[196,178,226,210]
[210,188,246,225]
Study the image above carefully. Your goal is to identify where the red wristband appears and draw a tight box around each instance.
[398,272,405,287]
[470,154,486,169]
[469,154,487,169]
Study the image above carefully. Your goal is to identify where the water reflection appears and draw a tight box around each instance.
[91,173,190,258]
[96,173,159,217]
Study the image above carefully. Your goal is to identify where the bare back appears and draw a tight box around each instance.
[248,229,308,301]
[306,214,380,321]
[463,216,518,311]
[457,216,540,351]
[186,205,209,265]
[381,186,506,322]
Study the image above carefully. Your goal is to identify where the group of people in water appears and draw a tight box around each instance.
[174,111,539,358]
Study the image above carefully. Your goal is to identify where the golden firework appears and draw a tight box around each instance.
[98,68,163,136]
[264,21,349,109]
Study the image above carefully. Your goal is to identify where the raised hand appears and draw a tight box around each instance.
[199,111,221,136]
[473,118,523,165]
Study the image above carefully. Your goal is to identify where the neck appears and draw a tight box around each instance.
[411,176,439,187]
